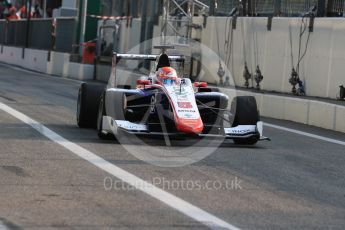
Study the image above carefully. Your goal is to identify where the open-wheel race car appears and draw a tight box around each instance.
[77,49,269,145]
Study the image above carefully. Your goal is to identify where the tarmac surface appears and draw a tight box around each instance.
[0,63,344,230]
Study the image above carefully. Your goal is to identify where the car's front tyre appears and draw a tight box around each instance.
[77,82,105,128]
[231,96,260,145]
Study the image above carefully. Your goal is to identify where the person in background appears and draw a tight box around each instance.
[0,0,9,19]
[0,0,11,19]
[33,4,42,18]
[46,7,52,18]
[19,5,28,18]
[7,6,20,20]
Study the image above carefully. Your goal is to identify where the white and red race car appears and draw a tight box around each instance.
[77,52,269,145]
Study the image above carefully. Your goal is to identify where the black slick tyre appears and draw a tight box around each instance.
[77,82,105,128]
[231,96,260,145]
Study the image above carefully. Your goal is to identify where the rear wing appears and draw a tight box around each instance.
[113,53,185,63]
[109,52,185,88]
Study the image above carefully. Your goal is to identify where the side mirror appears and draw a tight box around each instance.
[194,82,208,88]
[137,79,151,86]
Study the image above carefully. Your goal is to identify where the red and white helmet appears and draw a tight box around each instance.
[156,67,177,84]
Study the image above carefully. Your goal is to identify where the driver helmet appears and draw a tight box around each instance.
[156,67,177,85]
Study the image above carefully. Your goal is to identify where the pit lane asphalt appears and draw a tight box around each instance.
[0,63,344,230]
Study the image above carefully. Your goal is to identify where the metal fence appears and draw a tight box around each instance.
[6,20,27,47]
[279,0,319,16]
[200,0,345,16]
[0,17,77,52]
[55,18,77,53]
[30,19,54,50]
[0,20,6,44]
[327,0,345,16]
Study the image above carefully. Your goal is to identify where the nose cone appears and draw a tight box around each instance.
[175,118,204,134]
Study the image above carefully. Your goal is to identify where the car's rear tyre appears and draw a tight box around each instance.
[77,82,105,128]
[231,96,259,145]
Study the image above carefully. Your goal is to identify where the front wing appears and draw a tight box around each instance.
[101,116,269,141]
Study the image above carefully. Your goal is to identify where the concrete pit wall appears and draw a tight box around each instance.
[0,46,94,80]
[201,17,345,100]
[221,88,345,133]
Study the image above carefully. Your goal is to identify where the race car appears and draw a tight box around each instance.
[76,51,269,145]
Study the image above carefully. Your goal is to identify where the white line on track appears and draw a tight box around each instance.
[0,101,240,230]
[0,221,9,230]
[0,220,8,230]
[264,122,345,146]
